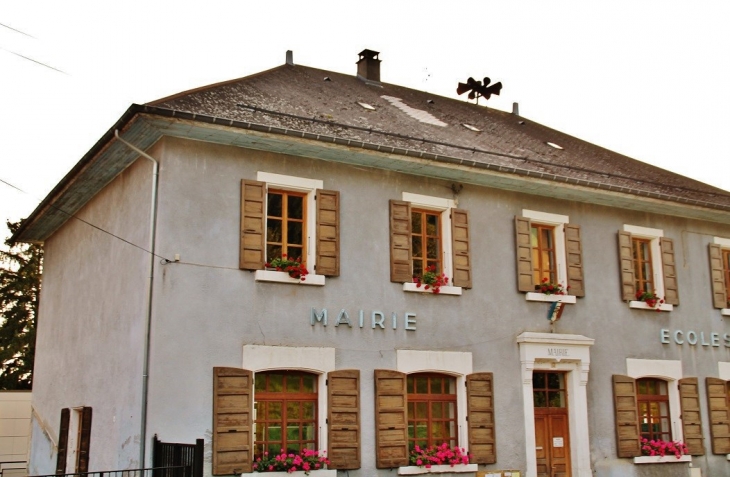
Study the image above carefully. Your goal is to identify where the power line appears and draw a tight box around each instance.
[0,46,66,74]
[0,22,35,38]
[0,177,169,261]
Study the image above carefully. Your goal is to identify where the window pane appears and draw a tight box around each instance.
[432,402,443,418]
[426,214,439,235]
[530,227,539,247]
[303,424,315,440]
[268,402,282,420]
[416,377,428,394]
[412,212,422,233]
[302,375,315,393]
[286,246,303,261]
[287,402,300,419]
[413,259,423,278]
[430,377,443,394]
[255,374,266,392]
[446,402,455,419]
[541,228,553,248]
[268,193,283,217]
[302,402,315,419]
[408,423,415,439]
[287,425,300,442]
[269,424,281,441]
[269,374,283,392]
[267,245,282,263]
[547,373,563,390]
[287,221,303,246]
[412,236,423,258]
[534,391,547,408]
[287,376,301,393]
[287,195,303,219]
[267,219,282,242]
[416,402,427,418]
[427,238,439,259]
[533,372,546,389]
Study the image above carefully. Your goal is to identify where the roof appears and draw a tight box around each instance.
[13,59,730,243]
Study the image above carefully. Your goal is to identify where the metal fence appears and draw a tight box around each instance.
[30,465,192,477]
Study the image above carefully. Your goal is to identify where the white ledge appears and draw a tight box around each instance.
[254,270,325,286]
[629,301,673,312]
[722,308,730,317]
[403,283,462,295]
[526,292,576,304]
[398,464,478,475]
[633,455,691,464]
[243,469,335,477]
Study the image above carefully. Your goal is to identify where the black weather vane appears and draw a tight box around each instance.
[456,77,503,104]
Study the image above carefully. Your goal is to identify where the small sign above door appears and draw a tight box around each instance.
[553,437,564,448]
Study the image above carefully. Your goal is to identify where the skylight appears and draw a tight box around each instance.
[357,102,376,111]
[546,142,564,150]
[462,123,481,132]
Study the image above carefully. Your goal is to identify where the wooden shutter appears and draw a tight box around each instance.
[564,224,585,297]
[240,180,266,270]
[390,200,412,283]
[76,407,92,472]
[515,216,534,292]
[709,244,727,309]
[661,237,679,305]
[451,208,472,289]
[316,189,340,276]
[612,375,641,457]
[706,377,730,454]
[617,231,636,301]
[328,370,360,469]
[466,373,496,464]
[679,378,704,455]
[374,370,408,468]
[213,367,253,475]
[55,408,70,475]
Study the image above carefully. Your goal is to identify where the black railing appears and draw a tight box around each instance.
[152,436,203,477]
[31,466,192,477]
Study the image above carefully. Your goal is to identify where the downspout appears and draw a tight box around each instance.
[113,130,158,469]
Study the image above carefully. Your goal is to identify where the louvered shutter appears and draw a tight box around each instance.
[374,370,408,468]
[706,377,730,454]
[612,375,641,457]
[328,370,360,469]
[617,231,636,301]
[661,237,679,305]
[316,189,340,276]
[515,216,534,292]
[679,378,704,455]
[564,224,585,297]
[213,367,253,475]
[55,408,70,474]
[240,180,266,270]
[390,200,412,283]
[76,407,92,472]
[709,244,727,309]
[451,208,472,288]
[466,373,496,464]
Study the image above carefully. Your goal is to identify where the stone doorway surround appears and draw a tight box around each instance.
[517,332,594,477]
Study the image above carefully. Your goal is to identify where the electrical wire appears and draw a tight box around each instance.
[0,46,66,74]
[0,22,35,38]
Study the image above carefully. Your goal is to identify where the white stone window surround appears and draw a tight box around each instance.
[623,224,673,311]
[242,345,336,456]
[517,332,594,477]
[401,193,462,295]
[522,210,574,304]
[396,350,472,458]
[714,237,730,316]
[625,358,688,464]
[254,172,325,286]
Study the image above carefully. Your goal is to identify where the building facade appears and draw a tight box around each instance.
[14,50,730,477]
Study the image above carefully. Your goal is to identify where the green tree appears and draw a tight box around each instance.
[0,219,42,389]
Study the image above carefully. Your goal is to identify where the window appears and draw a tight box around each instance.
[55,407,92,474]
[618,225,678,310]
[532,372,567,409]
[390,193,472,295]
[637,378,671,442]
[407,373,457,449]
[515,210,584,301]
[254,371,318,456]
[239,173,340,286]
[709,238,730,313]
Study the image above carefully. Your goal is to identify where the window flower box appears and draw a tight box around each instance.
[243,470,336,477]
[254,270,325,286]
[633,455,691,464]
[398,464,478,475]
[403,283,462,295]
[721,308,730,317]
[629,301,672,312]
[525,292,576,304]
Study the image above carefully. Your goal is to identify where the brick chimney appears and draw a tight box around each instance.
[357,49,381,85]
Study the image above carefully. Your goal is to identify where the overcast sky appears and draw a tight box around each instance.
[1,1,729,244]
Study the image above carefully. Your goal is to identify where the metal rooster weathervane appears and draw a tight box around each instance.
[456,76,503,104]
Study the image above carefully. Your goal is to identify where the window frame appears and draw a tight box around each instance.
[406,373,458,450]
[265,189,308,266]
[636,378,672,442]
[254,172,325,286]
[400,193,462,296]
[624,225,673,311]
[713,237,730,316]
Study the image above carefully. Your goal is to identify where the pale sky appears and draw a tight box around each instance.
[1,1,729,244]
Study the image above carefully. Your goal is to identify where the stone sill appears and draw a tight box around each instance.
[403,283,463,296]
[629,301,673,312]
[526,293,576,304]
[633,455,691,464]
[722,308,730,317]
[397,464,478,474]
[254,270,325,286]
[242,470,335,477]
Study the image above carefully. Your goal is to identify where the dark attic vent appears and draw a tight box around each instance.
[457,76,503,104]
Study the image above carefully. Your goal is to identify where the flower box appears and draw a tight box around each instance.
[629,300,672,312]
[243,470,336,477]
[633,455,691,464]
[525,292,576,304]
[397,464,478,475]
[722,308,730,317]
[403,283,462,295]
[255,270,325,286]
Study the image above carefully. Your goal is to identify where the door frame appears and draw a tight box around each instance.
[517,332,594,477]
[533,371,571,477]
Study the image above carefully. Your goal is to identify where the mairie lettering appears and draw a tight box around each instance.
[311,308,416,331]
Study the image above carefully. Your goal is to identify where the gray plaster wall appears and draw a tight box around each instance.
[29,150,157,474]
[34,134,730,477]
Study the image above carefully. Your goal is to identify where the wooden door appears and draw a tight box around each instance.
[533,372,571,477]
